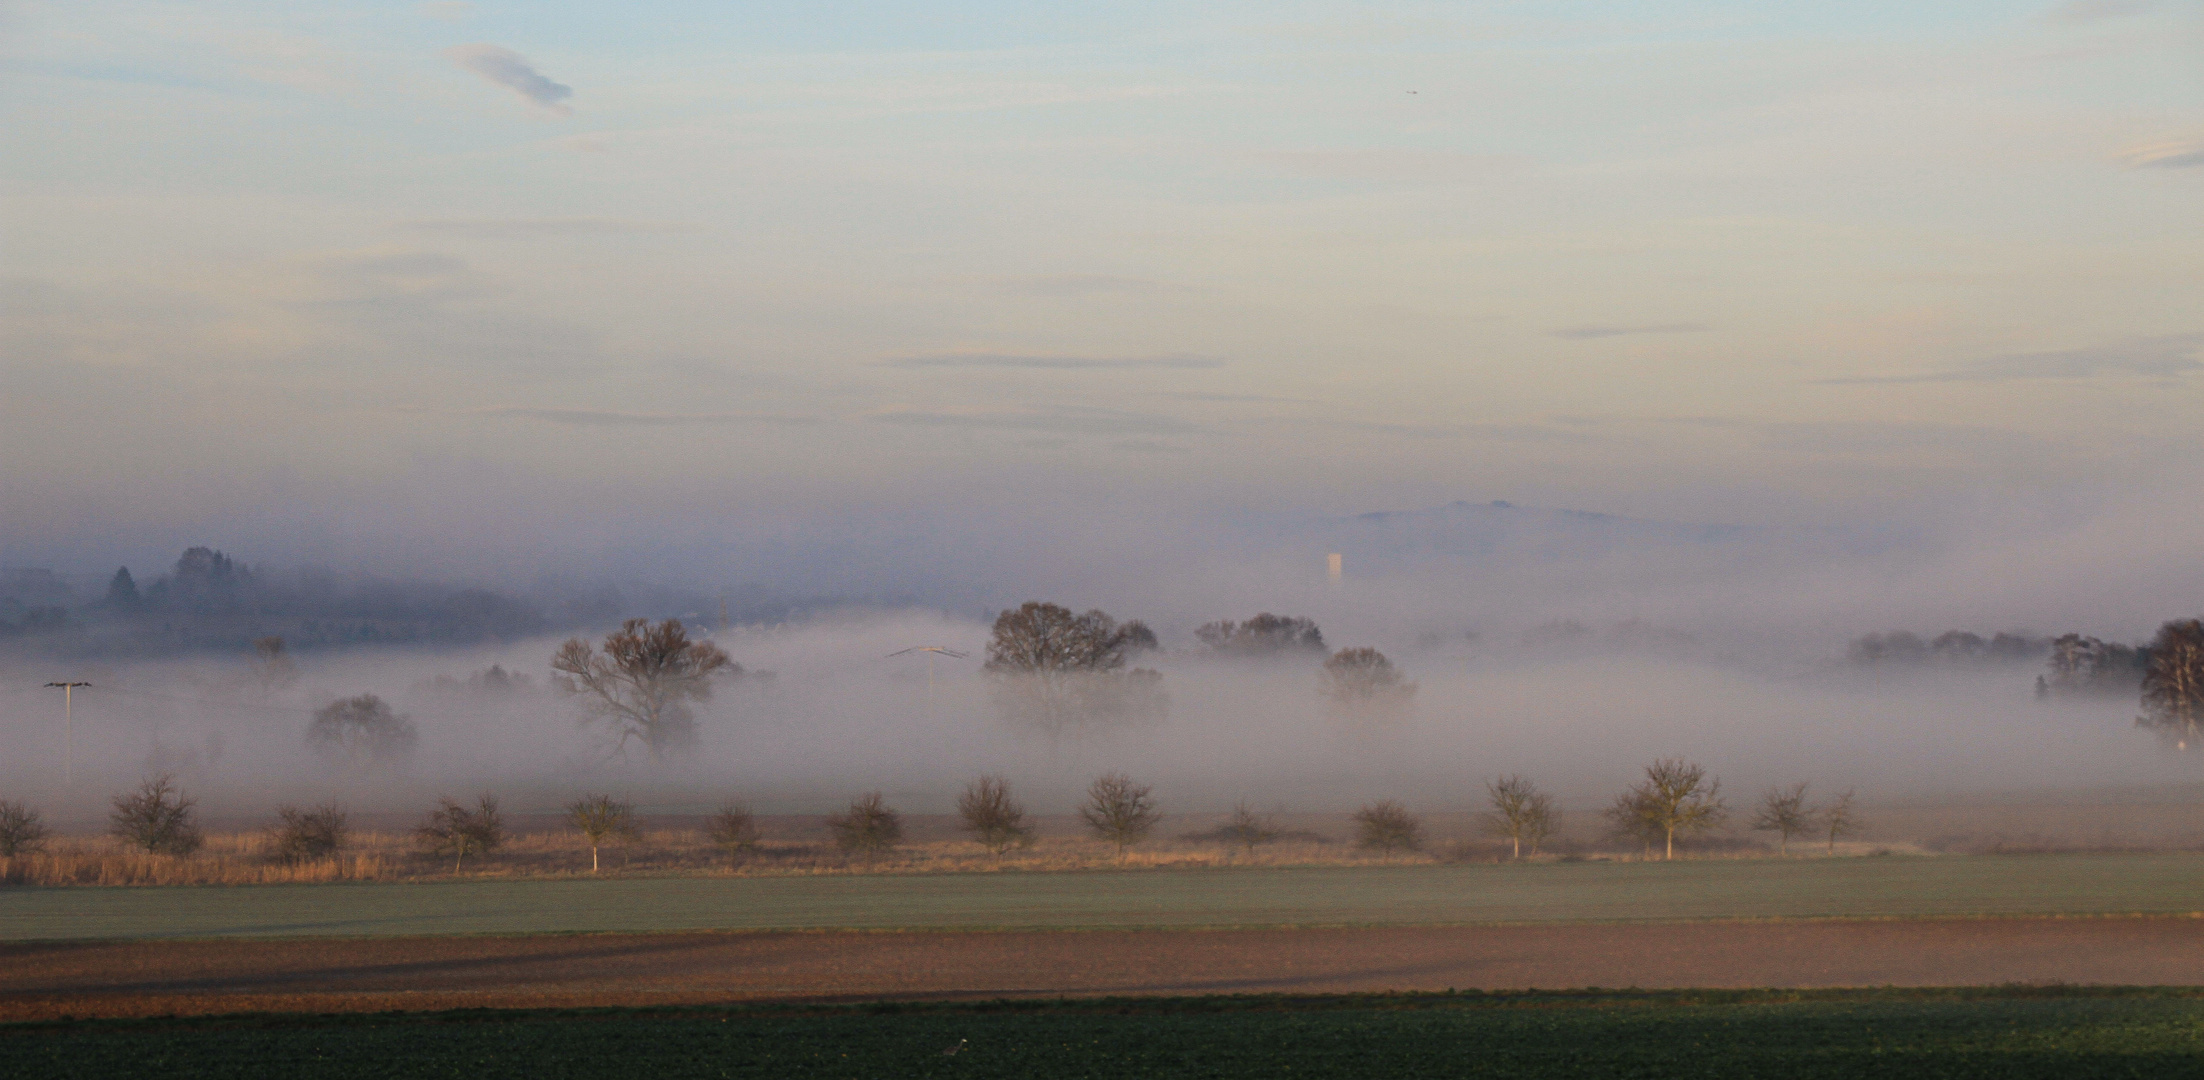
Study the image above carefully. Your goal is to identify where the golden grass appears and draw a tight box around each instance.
[0,828,1917,888]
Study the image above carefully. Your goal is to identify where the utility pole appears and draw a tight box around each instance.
[44,681,92,786]
[886,647,971,719]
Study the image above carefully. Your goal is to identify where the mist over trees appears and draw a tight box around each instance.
[1847,630,2048,667]
[2137,619,2204,751]
[1320,647,1416,716]
[2038,634,2151,698]
[306,694,419,770]
[552,618,736,762]
[983,602,1166,736]
[1195,614,1325,657]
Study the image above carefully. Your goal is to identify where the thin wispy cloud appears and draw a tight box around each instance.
[1819,334,2202,384]
[2119,140,2204,170]
[394,219,702,237]
[451,407,819,426]
[866,406,1205,436]
[1551,323,1711,340]
[880,352,1225,370]
[444,44,573,116]
[2044,0,2153,22]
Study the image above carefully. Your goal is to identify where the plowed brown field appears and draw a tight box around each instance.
[5,917,2202,1021]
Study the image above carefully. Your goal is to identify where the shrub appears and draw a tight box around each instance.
[708,800,761,861]
[269,804,350,861]
[566,794,638,873]
[414,794,506,872]
[957,774,1035,855]
[0,800,50,857]
[1352,800,1423,854]
[110,774,203,856]
[1218,802,1280,854]
[828,792,902,859]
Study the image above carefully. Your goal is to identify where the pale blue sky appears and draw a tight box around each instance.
[2,1,2200,585]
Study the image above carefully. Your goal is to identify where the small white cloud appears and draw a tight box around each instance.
[444,43,573,116]
[2119,139,2204,170]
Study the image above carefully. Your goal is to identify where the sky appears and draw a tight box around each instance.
[2,1,2201,597]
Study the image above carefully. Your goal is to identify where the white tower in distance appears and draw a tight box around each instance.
[1326,552,1342,588]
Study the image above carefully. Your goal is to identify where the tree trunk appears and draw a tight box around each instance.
[1664,827,1674,861]
[591,845,599,872]
[1512,835,1520,860]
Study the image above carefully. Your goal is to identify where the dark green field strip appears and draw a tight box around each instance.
[5,989,2203,1079]
[2,853,2199,941]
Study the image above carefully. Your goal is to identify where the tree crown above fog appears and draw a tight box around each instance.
[553,618,736,762]
[1195,614,1325,657]
[983,602,1155,675]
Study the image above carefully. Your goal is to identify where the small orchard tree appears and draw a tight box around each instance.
[957,774,1034,855]
[0,800,51,857]
[269,804,349,862]
[1353,800,1423,854]
[1218,802,1281,854]
[1080,772,1160,858]
[2138,619,2204,750]
[1601,786,1664,857]
[307,694,419,768]
[829,792,903,861]
[415,794,507,873]
[553,618,736,761]
[110,774,203,856]
[1820,789,1861,854]
[1608,758,1726,861]
[1481,775,1557,860]
[1750,783,1814,856]
[708,801,761,862]
[566,794,638,873]
[1321,648,1417,716]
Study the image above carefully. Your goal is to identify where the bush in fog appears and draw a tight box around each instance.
[415,794,506,872]
[1195,614,1325,657]
[2137,619,2204,749]
[1819,789,1861,854]
[1749,783,1814,856]
[828,791,903,859]
[957,774,1034,855]
[566,794,638,873]
[269,804,349,862]
[708,801,760,861]
[1481,776,1557,859]
[110,774,203,856]
[1218,802,1281,854]
[984,603,1166,737]
[1320,647,1417,715]
[0,800,51,857]
[249,635,299,691]
[1604,758,1726,861]
[1080,772,1160,857]
[307,694,419,768]
[553,618,736,762]
[1352,800,1423,854]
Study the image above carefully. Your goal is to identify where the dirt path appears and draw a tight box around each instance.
[4,917,2200,1021]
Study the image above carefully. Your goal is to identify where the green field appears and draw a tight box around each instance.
[2,853,2198,940]
[5,989,2202,1079]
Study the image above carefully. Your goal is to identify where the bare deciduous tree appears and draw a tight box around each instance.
[829,791,902,860]
[307,694,419,768]
[1481,775,1557,860]
[2138,619,2204,750]
[415,794,506,873]
[1820,789,1861,854]
[1320,648,1417,715]
[708,801,760,862]
[1602,787,1663,857]
[1608,758,1726,860]
[566,793,638,872]
[1080,772,1160,858]
[1196,614,1325,656]
[553,618,736,761]
[250,635,299,691]
[1750,783,1813,856]
[1218,801,1282,854]
[110,774,203,856]
[956,774,1034,855]
[269,804,349,862]
[984,602,1166,736]
[1353,800,1424,854]
[0,800,51,857]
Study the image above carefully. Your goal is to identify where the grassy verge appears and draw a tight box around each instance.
[4,988,2200,1079]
